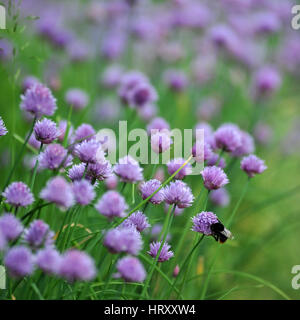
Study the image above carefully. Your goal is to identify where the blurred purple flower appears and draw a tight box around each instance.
[210,188,230,207]
[167,158,192,180]
[39,144,70,170]
[0,213,23,241]
[116,256,146,282]
[95,191,128,219]
[214,124,242,152]
[114,155,143,183]
[3,182,34,207]
[72,180,95,205]
[5,246,34,278]
[163,69,188,92]
[23,220,54,250]
[231,131,255,157]
[241,154,267,178]
[40,176,75,210]
[151,131,173,154]
[22,76,39,92]
[36,247,61,274]
[65,89,89,110]
[101,65,124,88]
[147,117,170,136]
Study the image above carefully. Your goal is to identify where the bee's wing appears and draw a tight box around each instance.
[221,228,234,240]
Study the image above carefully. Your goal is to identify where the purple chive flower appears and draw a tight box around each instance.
[231,131,255,157]
[118,71,148,104]
[197,98,221,121]
[20,83,57,118]
[214,124,242,152]
[192,211,219,235]
[127,82,158,108]
[138,102,158,121]
[34,118,59,144]
[206,153,226,169]
[253,66,281,97]
[68,163,86,181]
[210,188,230,207]
[254,122,273,145]
[3,182,34,207]
[105,174,118,190]
[163,180,194,208]
[74,123,95,142]
[104,227,143,255]
[0,116,8,136]
[101,64,124,88]
[58,249,96,282]
[140,179,164,205]
[201,166,229,190]
[210,24,238,50]
[95,191,128,219]
[195,121,214,138]
[22,75,39,92]
[167,158,192,180]
[75,139,104,164]
[87,160,113,181]
[65,89,89,110]
[23,220,54,250]
[151,131,173,154]
[114,155,143,183]
[148,241,174,262]
[146,117,170,136]
[36,247,61,274]
[116,256,146,283]
[0,213,23,241]
[163,69,188,92]
[67,41,90,62]
[121,211,150,232]
[192,141,213,163]
[4,246,34,278]
[72,180,95,206]
[39,144,70,170]
[40,176,75,210]
[241,154,267,178]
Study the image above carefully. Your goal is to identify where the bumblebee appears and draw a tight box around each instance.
[210,222,234,244]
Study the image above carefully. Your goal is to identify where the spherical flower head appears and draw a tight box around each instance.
[65,89,89,110]
[68,163,86,181]
[206,153,226,169]
[231,131,255,157]
[39,144,69,170]
[254,66,281,97]
[74,123,95,142]
[138,102,157,121]
[0,213,23,241]
[114,155,143,183]
[118,71,148,104]
[167,158,192,180]
[194,121,214,138]
[163,180,194,208]
[192,141,213,163]
[0,116,8,136]
[105,174,118,190]
[104,227,143,255]
[210,188,230,207]
[151,131,173,154]
[121,211,150,232]
[4,246,34,278]
[140,179,164,205]
[40,176,75,210]
[95,191,128,219]
[36,247,61,274]
[146,117,170,135]
[3,182,34,207]
[241,154,267,178]
[34,118,59,144]
[87,160,113,181]
[58,249,96,282]
[148,241,174,262]
[210,24,238,50]
[127,82,158,108]
[192,211,219,235]
[101,64,124,88]
[116,256,146,283]
[23,219,54,250]
[72,180,95,206]
[20,83,57,118]
[163,69,188,92]
[201,166,229,190]
[214,124,242,152]
[75,139,104,164]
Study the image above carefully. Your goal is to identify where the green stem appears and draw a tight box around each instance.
[30,143,43,192]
